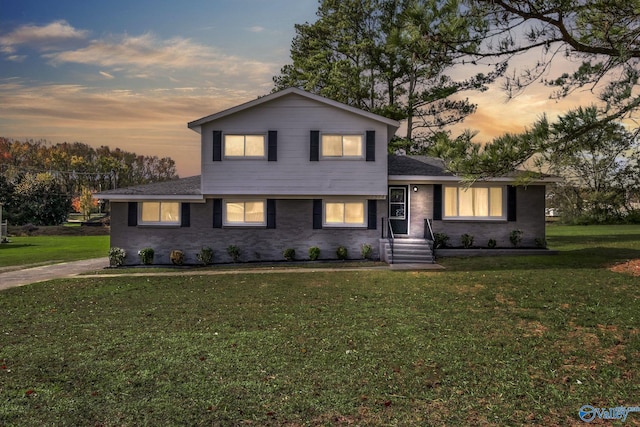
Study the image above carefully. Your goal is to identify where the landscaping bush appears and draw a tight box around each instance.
[196,247,214,266]
[509,230,523,247]
[138,247,154,265]
[170,249,184,265]
[227,245,240,262]
[487,238,497,249]
[308,246,320,261]
[108,247,126,267]
[461,234,474,249]
[336,246,348,260]
[535,237,547,248]
[361,243,373,260]
[283,248,296,261]
[433,233,449,249]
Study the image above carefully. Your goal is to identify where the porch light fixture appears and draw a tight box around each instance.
[413,186,418,192]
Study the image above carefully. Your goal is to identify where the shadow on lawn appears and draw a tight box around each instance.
[549,233,640,245]
[440,246,640,273]
[0,243,35,250]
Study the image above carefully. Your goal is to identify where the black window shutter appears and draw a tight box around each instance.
[268,131,277,161]
[433,184,443,220]
[366,131,375,161]
[128,202,138,226]
[180,203,190,227]
[507,185,517,221]
[213,130,222,161]
[367,199,377,229]
[312,199,322,229]
[310,130,320,161]
[266,199,276,229]
[213,199,222,228]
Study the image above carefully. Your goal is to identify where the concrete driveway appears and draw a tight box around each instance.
[0,258,109,291]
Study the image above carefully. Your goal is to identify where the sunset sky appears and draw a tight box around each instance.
[0,0,591,177]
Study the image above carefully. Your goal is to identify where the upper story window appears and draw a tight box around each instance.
[224,200,265,226]
[224,134,265,158]
[139,202,180,225]
[324,200,366,227]
[444,186,504,219]
[322,134,363,158]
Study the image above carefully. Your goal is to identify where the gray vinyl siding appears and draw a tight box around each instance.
[200,93,389,197]
[110,199,385,265]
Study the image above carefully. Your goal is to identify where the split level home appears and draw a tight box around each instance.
[97,88,554,265]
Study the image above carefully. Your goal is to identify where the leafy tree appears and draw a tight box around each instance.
[10,173,71,226]
[274,0,500,144]
[434,0,640,176]
[542,107,640,222]
[73,186,99,221]
[0,139,178,193]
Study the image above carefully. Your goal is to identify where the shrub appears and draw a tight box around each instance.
[170,249,184,265]
[361,243,373,260]
[283,248,296,261]
[509,230,523,247]
[196,247,214,266]
[227,245,240,262]
[108,247,126,267]
[535,237,547,248]
[487,239,497,249]
[138,247,154,265]
[336,246,348,260]
[308,246,320,261]
[624,209,640,224]
[433,233,449,249]
[461,234,474,249]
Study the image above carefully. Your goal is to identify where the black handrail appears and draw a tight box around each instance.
[386,218,395,264]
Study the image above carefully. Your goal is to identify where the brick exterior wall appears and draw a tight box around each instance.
[432,185,546,248]
[110,199,385,265]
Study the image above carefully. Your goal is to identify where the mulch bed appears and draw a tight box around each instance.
[609,259,640,276]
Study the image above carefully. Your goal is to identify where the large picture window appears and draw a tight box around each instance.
[224,134,265,157]
[224,200,265,225]
[321,134,363,157]
[324,201,366,227]
[139,202,180,225]
[444,186,504,219]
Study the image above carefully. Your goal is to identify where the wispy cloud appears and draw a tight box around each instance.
[38,30,278,85]
[247,26,265,33]
[99,71,115,79]
[0,80,258,175]
[0,20,89,55]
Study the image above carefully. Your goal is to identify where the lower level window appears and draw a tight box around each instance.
[444,186,504,219]
[140,202,180,225]
[324,201,365,227]
[224,200,265,225]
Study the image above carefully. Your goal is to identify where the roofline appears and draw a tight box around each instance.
[187,87,401,132]
[95,194,205,202]
[388,175,563,183]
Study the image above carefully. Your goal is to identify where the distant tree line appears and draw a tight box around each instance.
[0,137,178,226]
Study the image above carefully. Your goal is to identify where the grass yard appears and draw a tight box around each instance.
[0,225,639,425]
[0,235,109,268]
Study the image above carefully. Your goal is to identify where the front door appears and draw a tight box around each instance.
[389,186,408,235]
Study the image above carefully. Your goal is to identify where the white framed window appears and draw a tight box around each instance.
[224,200,266,226]
[224,134,265,158]
[139,202,180,225]
[324,200,366,227]
[321,134,363,158]
[444,186,504,219]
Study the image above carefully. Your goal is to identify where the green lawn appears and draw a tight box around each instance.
[0,226,639,425]
[0,235,109,268]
